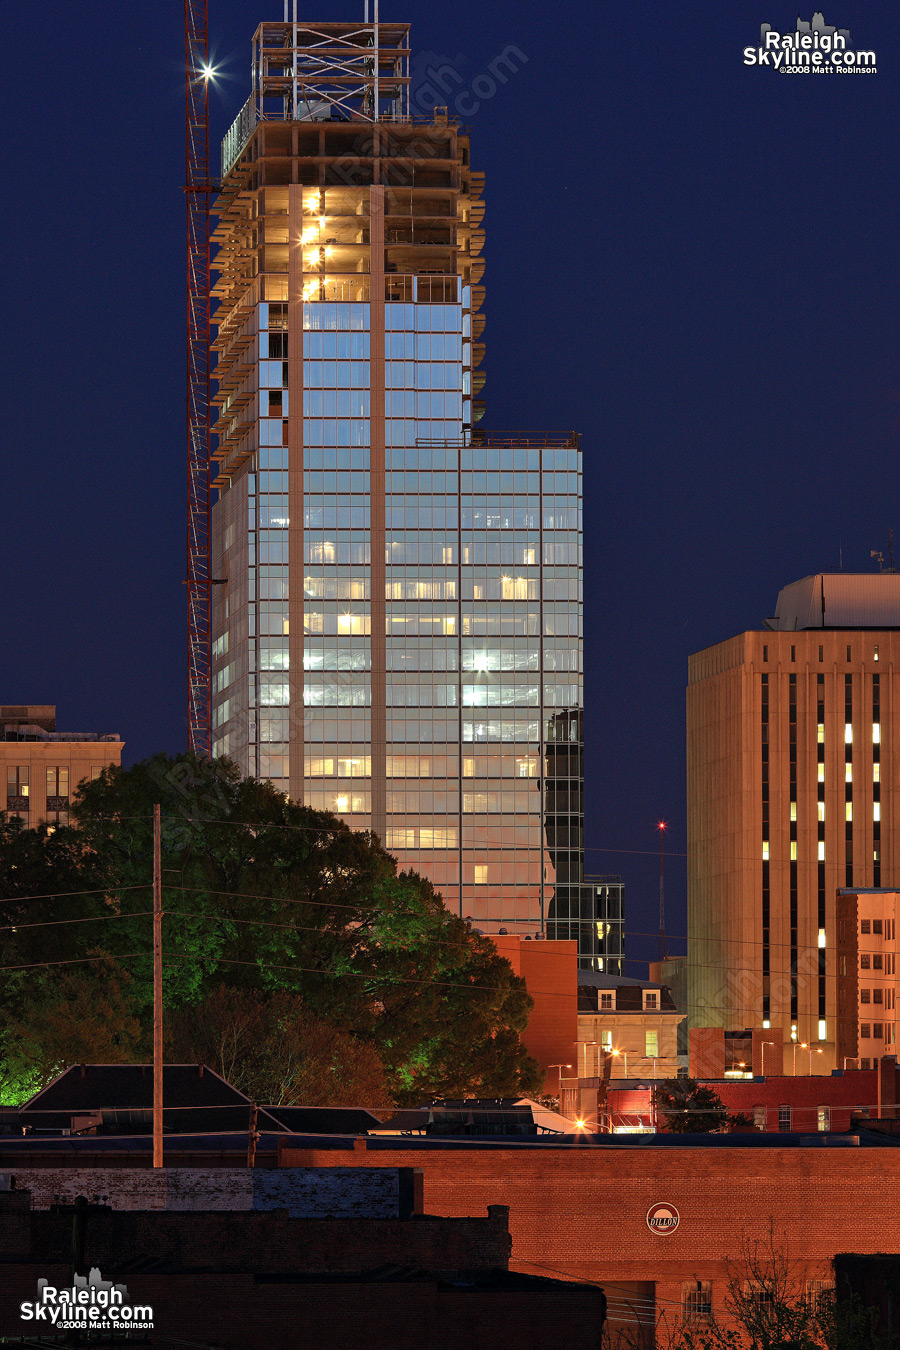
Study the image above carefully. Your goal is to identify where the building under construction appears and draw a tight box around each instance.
[207,14,607,956]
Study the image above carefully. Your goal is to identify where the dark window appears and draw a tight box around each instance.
[791,645,796,662]
[778,1106,791,1132]
[861,920,871,934]
[861,990,871,1004]
[873,954,883,970]
[860,954,871,969]
[819,645,824,661]
[861,1023,871,1038]
[763,645,768,662]
[874,1023,884,1039]
[873,920,883,935]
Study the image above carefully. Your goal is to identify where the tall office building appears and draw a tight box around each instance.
[687,573,900,1070]
[209,18,584,938]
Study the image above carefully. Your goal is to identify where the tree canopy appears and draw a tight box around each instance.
[0,753,542,1107]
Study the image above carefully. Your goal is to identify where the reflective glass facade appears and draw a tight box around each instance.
[210,21,585,939]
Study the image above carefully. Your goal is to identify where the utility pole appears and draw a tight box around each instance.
[657,821,667,963]
[247,1103,260,1168]
[153,803,164,1169]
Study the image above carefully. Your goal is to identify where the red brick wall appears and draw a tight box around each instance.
[280,1139,900,1297]
[689,1027,725,1078]
[491,936,578,1090]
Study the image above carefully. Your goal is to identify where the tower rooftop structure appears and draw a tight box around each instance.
[767,573,900,632]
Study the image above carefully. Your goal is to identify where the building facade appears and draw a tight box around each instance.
[837,888,900,1069]
[687,573,900,1070]
[577,974,683,1080]
[209,19,583,938]
[1,706,123,829]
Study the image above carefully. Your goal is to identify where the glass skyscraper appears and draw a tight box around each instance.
[210,17,593,943]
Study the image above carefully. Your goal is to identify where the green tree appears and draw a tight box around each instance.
[653,1078,731,1133]
[1,754,543,1106]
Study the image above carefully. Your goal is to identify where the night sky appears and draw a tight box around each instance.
[2,3,897,972]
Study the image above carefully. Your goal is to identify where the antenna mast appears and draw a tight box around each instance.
[185,0,213,757]
[657,821,667,962]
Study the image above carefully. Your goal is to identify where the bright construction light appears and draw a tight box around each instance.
[200,63,217,81]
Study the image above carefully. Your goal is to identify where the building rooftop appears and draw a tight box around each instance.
[0,704,121,743]
[766,573,900,631]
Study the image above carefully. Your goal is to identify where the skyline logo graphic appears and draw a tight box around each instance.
[743,13,877,72]
[19,1267,154,1331]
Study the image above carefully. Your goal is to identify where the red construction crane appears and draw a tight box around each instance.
[184,0,213,757]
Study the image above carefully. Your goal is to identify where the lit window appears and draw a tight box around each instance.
[874,803,881,821]
[762,1019,770,1029]
[845,764,853,783]
[601,1029,613,1048]
[818,842,826,861]
[817,1106,831,1132]
[846,803,853,822]
[474,865,488,885]
[818,802,825,822]
[790,842,797,861]
[645,1031,659,1056]
[790,803,797,822]
[818,929,826,949]
[874,646,880,662]
[873,724,881,744]
[762,842,769,861]
[818,764,825,783]
[845,724,853,744]
[818,1019,827,1041]
[874,763,881,782]
[817,725,825,744]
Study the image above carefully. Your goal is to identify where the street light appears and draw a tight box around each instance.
[580,1040,598,1077]
[792,1041,808,1075]
[761,1041,775,1076]
[548,1064,572,1105]
[807,1046,824,1074]
[611,1048,628,1079]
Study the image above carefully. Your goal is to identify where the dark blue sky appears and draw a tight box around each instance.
[2,3,897,970]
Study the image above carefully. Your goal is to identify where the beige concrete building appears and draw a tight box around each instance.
[2,706,123,828]
[688,574,900,1072]
[837,888,900,1069]
[577,975,684,1081]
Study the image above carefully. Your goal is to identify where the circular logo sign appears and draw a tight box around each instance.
[646,1202,680,1234]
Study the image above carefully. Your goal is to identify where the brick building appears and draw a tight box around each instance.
[279,1131,900,1346]
[0,1173,604,1349]
[837,887,900,1067]
[607,1060,899,1135]
[491,934,578,1093]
